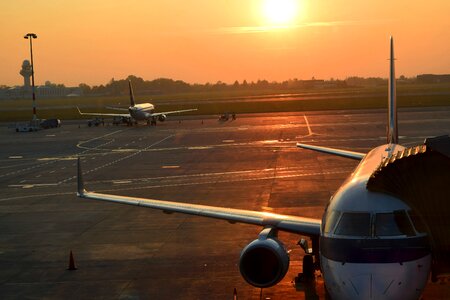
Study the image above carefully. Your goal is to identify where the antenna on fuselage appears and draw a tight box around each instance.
[387,36,398,144]
[128,80,136,107]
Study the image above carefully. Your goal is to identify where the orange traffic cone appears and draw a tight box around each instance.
[67,250,77,270]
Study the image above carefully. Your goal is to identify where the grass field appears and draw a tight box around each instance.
[1,84,449,122]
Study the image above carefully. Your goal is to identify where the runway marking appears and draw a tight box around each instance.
[76,129,124,150]
[304,114,313,136]
[8,183,59,189]
[58,134,175,184]
[162,166,180,169]
[113,180,132,184]
[188,146,212,150]
[0,191,73,202]
[94,170,351,194]
[9,156,23,159]
[222,140,235,143]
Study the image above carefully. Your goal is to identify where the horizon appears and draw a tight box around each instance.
[1,1,449,87]
[2,73,439,89]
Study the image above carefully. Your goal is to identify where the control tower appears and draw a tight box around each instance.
[20,60,32,88]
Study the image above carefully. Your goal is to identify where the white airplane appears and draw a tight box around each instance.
[76,38,449,299]
[77,80,197,126]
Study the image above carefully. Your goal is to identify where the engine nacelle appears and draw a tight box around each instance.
[239,235,290,288]
[158,114,167,122]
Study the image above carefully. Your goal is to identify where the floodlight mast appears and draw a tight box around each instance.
[24,33,37,120]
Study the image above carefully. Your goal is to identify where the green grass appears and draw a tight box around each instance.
[1,84,449,122]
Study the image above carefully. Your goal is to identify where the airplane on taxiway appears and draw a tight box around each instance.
[77,80,197,126]
[76,38,449,299]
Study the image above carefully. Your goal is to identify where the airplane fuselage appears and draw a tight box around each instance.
[128,103,155,121]
[320,144,431,299]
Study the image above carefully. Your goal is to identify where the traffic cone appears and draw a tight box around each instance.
[67,250,77,270]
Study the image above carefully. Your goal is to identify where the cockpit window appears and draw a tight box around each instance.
[375,210,415,236]
[323,210,340,234]
[408,210,427,234]
[334,212,371,236]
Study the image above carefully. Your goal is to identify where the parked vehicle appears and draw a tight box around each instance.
[88,118,103,127]
[40,118,61,129]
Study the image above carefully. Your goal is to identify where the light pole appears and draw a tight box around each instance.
[24,33,37,121]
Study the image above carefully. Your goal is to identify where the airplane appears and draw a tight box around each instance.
[76,38,449,299]
[77,80,197,126]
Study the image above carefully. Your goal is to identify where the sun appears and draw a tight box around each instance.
[262,0,299,25]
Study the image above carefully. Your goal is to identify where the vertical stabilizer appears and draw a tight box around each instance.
[129,80,136,107]
[388,36,398,144]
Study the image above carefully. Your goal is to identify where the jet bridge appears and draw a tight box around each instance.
[367,135,450,280]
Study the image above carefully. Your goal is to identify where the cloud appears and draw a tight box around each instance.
[214,19,392,34]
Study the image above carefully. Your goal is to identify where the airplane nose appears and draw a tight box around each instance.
[344,273,411,300]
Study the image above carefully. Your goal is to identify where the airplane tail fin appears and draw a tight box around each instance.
[387,36,398,144]
[129,80,136,107]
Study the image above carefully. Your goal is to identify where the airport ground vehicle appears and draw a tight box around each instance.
[15,119,41,132]
[88,118,103,127]
[40,118,61,129]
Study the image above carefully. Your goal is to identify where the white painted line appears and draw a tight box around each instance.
[222,140,235,143]
[49,170,55,174]
[161,166,180,169]
[188,146,212,150]
[303,114,313,136]
[113,180,132,184]
[46,134,56,137]
[9,156,23,159]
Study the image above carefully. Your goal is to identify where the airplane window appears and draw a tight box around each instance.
[323,210,340,234]
[408,210,427,234]
[375,211,415,236]
[334,212,371,236]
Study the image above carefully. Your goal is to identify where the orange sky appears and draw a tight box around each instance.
[0,0,449,86]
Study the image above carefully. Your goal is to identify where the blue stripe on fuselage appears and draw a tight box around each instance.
[320,236,430,264]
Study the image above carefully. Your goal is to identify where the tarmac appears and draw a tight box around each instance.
[1,107,449,299]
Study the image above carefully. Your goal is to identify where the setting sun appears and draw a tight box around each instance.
[262,0,299,25]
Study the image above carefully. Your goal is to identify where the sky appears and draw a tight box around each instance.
[0,0,449,87]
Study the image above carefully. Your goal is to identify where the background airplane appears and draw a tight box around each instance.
[77,80,197,126]
[76,38,449,299]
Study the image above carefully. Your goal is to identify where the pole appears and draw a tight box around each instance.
[24,33,37,121]
[29,36,37,120]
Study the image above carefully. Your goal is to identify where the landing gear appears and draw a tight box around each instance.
[151,119,157,126]
[295,254,315,285]
[295,237,319,286]
[302,255,315,278]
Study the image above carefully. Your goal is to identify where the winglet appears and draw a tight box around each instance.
[387,36,398,144]
[77,157,86,196]
[128,80,135,107]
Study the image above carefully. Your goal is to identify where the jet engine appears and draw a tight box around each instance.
[239,228,290,288]
[158,114,167,122]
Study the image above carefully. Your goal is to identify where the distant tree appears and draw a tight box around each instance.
[78,83,91,94]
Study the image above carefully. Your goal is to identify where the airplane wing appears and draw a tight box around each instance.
[150,108,198,117]
[297,143,365,160]
[76,158,321,236]
[76,106,130,118]
[105,106,129,112]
